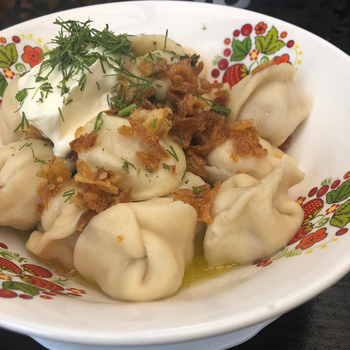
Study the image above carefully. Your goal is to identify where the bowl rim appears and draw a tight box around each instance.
[0,1,349,346]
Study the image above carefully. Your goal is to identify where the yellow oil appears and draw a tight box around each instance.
[179,234,240,291]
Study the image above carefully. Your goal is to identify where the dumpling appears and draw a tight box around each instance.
[0,139,54,231]
[205,137,294,183]
[77,114,186,201]
[0,76,23,145]
[204,163,304,265]
[126,49,182,101]
[26,184,84,268]
[226,63,310,146]
[74,200,198,302]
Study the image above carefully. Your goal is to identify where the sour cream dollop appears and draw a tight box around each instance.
[18,49,122,156]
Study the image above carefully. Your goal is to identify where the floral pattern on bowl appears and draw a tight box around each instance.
[211,21,302,87]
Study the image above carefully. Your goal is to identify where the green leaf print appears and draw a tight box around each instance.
[0,74,8,97]
[0,43,18,68]
[326,179,350,204]
[254,26,285,55]
[330,200,350,228]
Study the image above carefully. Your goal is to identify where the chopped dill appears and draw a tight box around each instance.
[93,112,104,132]
[62,189,76,202]
[192,186,203,194]
[166,145,179,162]
[193,94,231,117]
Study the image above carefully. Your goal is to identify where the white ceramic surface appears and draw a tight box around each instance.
[0,2,349,350]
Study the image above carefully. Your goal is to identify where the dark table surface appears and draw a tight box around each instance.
[1,1,349,349]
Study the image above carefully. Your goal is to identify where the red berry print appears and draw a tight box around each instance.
[12,36,20,43]
[0,243,8,249]
[213,80,218,83]
[241,24,252,36]
[280,31,288,38]
[0,290,17,298]
[223,48,231,57]
[0,257,22,274]
[343,171,350,179]
[336,228,348,236]
[302,199,324,222]
[223,63,247,88]
[211,69,220,78]
[218,59,228,70]
[22,264,52,278]
[20,275,64,291]
[42,291,56,296]
[19,294,33,300]
[224,38,231,45]
[331,180,341,189]
[0,37,7,45]
[287,40,294,48]
[308,187,318,197]
[233,30,240,37]
[317,185,329,197]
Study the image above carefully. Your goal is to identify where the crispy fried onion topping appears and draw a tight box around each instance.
[138,59,168,77]
[69,131,98,153]
[128,113,170,171]
[36,156,72,210]
[130,107,173,137]
[72,160,132,231]
[173,182,220,224]
[22,124,52,145]
[227,119,268,160]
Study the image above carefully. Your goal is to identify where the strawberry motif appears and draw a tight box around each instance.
[22,264,52,278]
[223,64,247,87]
[301,199,324,224]
[288,222,313,245]
[20,274,64,291]
[0,257,22,274]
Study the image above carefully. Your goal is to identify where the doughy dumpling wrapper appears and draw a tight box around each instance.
[78,115,186,201]
[206,137,294,183]
[204,163,304,265]
[0,139,54,231]
[74,200,198,302]
[0,76,23,145]
[26,185,84,268]
[128,34,186,57]
[226,64,310,146]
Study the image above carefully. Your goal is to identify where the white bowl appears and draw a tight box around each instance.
[0,2,349,349]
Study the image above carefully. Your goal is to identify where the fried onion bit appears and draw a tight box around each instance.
[36,156,72,210]
[172,182,221,224]
[72,160,132,231]
[69,131,99,153]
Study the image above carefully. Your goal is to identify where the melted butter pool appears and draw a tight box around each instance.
[179,234,241,291]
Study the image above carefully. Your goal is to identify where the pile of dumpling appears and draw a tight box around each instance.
[0,35,310,302]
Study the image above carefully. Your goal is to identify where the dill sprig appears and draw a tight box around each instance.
[14,112,29,134]
[93,112,104,132]
[119,103,136,118]
[35,18,136,95]
[14,88,35,112]
[193,94,231,117]
[121,157,137,170]
[192,186,203,194]
[31,147,48,165]
[62,189,75,202]
[166,146,179,162]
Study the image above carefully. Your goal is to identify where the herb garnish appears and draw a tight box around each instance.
[14,88,35,112]
[14,112,29,134]
[32,82,53,102]
[193,94,231,117]
[93,112,104,132]
[31,147,48,164]
[192,186,203,194]
[58,107,65,122]
[96,81,100,90]
[121,157,136,170]
[164,29,168,50]
[150,118,158,128]
[19,142,32,151]
[63,189,75,202]
[163,163,170,171]
[166,146,179,162]
[119,103,136,118]
[34,18,136,95]
[181,168,187,181]
[179,128,183,148]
